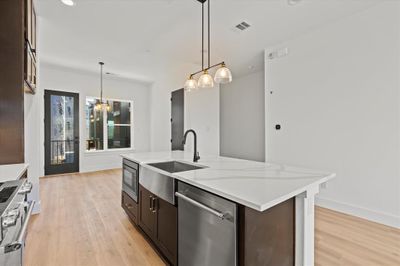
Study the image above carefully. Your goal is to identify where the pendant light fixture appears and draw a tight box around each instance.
[95,62,110,111]
[184,0,232,91]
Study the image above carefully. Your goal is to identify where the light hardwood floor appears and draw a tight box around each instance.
[25,169,400,266]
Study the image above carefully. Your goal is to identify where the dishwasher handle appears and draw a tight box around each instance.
[175,192,226,220]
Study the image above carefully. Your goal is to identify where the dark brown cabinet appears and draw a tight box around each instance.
[24,0,37,92]
[156,197,177,265]
[0,0,38,164]
[139,185,157,239]
[138,185,177,266]
[121,191,138,224]
[0,0,28,164]
[238,199,295,266]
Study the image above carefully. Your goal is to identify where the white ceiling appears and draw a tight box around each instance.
[37,0,381,83]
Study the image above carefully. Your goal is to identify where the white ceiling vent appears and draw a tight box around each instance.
[233,21,251,33]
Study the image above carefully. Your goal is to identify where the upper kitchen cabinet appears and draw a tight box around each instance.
[24,0,37,93]
[0,0,38,164]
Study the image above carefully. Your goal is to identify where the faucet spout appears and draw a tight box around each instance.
[182,129,200,163]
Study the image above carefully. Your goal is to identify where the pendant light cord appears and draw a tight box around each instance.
[208,0,210,69]
[201,2,204,71]
[100,63,103,103]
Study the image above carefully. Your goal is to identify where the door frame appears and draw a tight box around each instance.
[44,90,80,175]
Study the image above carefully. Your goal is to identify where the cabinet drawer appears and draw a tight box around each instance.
[122,191,138,224]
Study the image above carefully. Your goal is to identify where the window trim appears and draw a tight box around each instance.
[85,96,134,152]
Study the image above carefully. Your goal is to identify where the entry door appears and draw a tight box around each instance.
[44,90,79,175]
[171,88,184,150]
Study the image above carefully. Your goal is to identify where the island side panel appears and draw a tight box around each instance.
[239,198,295,266]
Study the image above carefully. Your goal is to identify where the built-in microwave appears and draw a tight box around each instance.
[122,159,138,203]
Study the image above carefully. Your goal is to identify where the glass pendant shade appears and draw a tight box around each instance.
[198,71,214,88]
[184,77,198,91]
[214,64,232,84]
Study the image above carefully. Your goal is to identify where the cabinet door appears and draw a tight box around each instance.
[138,185,156,239]
[121,191,138,224]
[31,2,36,51]
[156,197,177,265]
[25,0,32,44]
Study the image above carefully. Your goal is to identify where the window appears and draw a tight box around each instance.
[86,97,132,151]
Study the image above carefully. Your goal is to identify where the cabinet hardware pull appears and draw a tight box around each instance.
[152,198,157,213]
[149,195,153,211]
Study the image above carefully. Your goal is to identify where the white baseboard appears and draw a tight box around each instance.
[80,163,121,173]
[316,196,400,229]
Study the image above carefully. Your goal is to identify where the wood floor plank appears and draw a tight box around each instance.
[24,169,400,266]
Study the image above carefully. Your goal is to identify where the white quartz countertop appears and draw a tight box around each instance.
[0,163,29,182]
[122,151,335,212]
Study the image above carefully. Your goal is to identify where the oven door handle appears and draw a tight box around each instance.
[4,200,35,253]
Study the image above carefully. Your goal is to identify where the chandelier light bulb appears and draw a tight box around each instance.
[214,63,233,84]
[184,76,198,91]
[198,70,214,89]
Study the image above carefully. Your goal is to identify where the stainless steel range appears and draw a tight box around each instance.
[0,180,34,266]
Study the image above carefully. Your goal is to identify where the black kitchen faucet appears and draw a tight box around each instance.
[182,129,200,163]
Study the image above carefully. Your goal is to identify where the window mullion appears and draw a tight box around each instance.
[103,107,108,150]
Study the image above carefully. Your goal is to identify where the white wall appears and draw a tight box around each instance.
[24,17,42,213]
[150,62,220,155]
[39,63,151,173]
[185,85,220,156]
[265,2,400,227]
[24,60,151,213]
[25,86,42,213]
[220,70,265,162]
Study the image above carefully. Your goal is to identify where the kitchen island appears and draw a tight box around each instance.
[121,151,334,266]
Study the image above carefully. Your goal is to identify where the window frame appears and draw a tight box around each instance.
[85,96,134,153]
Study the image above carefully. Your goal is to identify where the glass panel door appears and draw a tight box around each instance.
[45,90,79,175]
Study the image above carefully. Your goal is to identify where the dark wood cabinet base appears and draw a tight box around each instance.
[239,198,295,266]
[124,185,294,266]
[137,185,177,266]
[121,191,138,225]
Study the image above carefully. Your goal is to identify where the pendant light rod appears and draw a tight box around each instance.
[208,0,210,68]
[190,61,225,77]
[99,62,104,103]
[201,2,204,70]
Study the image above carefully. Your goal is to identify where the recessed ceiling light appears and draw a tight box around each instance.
[61,0,75,6]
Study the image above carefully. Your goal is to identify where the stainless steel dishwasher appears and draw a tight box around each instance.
[176,181,237,266]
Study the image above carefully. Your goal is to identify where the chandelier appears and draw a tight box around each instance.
[184,0,233,91]
[95,62,110,111]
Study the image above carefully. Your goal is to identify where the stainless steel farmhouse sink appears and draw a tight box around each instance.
[147,161,205,173]
[140,161,206,205]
